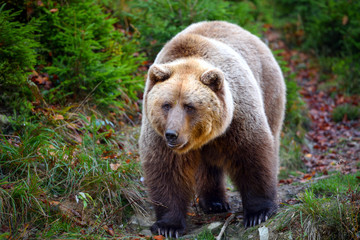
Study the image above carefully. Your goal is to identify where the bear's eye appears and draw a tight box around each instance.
[184,104,196,113]
[162,103,172,112]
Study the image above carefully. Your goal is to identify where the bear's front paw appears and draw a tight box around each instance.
[243,204,277,228]
[199,197,230,214]
[150,219,185,238]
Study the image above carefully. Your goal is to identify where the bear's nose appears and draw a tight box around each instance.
[165,130,178,142]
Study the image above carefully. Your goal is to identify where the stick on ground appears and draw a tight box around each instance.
[216,213,236,240]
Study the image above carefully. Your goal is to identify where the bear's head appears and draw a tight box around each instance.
[145,58,234,154]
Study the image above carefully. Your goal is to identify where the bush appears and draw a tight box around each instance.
[332,103,360,122]
[0,4,40,114]
[126,0,260,58]
[34,0,145,109]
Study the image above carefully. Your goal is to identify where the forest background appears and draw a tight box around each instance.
[0,0,359,239]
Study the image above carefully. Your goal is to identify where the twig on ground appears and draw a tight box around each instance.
[216,213,235,240]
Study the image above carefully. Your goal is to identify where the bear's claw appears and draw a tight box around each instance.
[244,209,273,228]
[151,220,184,239]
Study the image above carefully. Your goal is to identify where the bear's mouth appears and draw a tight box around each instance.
[167,141,188,151]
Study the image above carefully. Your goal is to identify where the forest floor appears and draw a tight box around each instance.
[126,27,360,240]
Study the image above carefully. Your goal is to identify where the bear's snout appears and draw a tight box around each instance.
[165,129,178,146]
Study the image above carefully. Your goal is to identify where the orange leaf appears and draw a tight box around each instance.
[187,212,196,216]
[342,15,348,25]
[103,225,115,236]
[50,8,58,13]
[126,159,131,164]
[303,174,312,180]
[53,114,64,120]
[153,236,164,240]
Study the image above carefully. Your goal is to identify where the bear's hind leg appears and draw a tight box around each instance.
[196,162,230,214]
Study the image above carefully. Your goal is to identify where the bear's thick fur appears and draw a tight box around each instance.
[139,21,286,237]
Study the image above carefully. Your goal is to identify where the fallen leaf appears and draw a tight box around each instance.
[342,15,348,25]
[103,225,115,236]
[153,235,164,240]
[303,174,312,180]
[53,114,64,120]
[110,163,121,171]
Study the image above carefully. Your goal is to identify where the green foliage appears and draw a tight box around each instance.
[126,0,259,58]
[0,1,146,116]
[332,103,360,122]
[311,172,360,195]
[273,0,360,94]
[277,173,360,239]
[0,4,39,113]
[34,0,145,108]
[195,229,216,240]
[331,56,360,94]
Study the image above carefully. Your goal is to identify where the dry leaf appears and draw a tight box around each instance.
[103,225,115,236]
[53,114,64,120]
[110,163,121,171]
[342,15,348,25]
[153,236,164,240]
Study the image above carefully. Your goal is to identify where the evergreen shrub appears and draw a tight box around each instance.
[0,4,40,114]
[36,0,146,108]
[127,0,259,58]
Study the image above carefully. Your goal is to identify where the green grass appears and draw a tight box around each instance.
[195,229,216,240]
[276,173,360,239]
[0,113,144,238]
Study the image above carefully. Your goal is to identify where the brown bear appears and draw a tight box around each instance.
[139,21,286,238]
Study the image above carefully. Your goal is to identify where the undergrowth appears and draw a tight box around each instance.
[277,173,360,239]
[0,113,144,238]
[275,49,308,176]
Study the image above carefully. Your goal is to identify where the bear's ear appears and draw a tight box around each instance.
[149,64,171,83]
[200,69,224,92]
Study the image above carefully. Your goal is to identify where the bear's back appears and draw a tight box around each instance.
[180,21,276,84]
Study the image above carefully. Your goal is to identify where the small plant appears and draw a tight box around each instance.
[195,229,216,240]
[76,192,94,209]
[332,103,360,122]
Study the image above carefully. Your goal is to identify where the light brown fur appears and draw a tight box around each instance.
[139,21,286,237]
